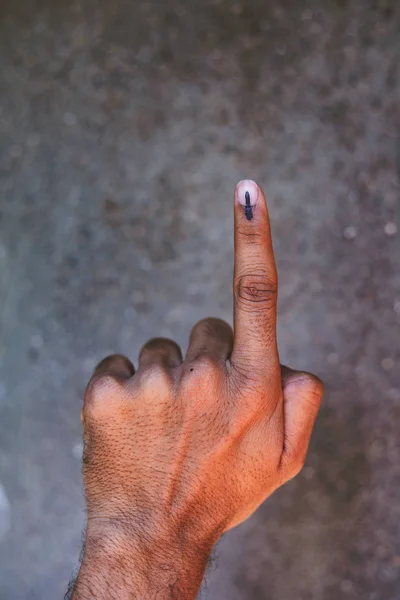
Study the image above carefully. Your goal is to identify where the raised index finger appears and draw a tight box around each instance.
[230,180,279,378]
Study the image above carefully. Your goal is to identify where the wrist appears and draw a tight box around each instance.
[72,518,217,600]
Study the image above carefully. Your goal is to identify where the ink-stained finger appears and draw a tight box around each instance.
[230,180,279,380]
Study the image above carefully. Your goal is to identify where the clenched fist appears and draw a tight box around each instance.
[70,180,323,600]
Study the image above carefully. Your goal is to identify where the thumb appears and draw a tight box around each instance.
[280,366,324,478]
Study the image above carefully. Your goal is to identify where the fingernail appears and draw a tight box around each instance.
[235,180,259,220]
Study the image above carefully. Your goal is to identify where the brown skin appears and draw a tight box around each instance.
[71,181,323,599]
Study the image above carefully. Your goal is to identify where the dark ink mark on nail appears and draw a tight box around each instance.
[244,190,253,220]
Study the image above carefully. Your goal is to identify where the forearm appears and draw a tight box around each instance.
[71,523,214,600]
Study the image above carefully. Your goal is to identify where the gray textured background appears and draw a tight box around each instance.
[0,1,400,599]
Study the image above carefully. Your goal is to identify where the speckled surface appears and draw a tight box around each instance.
[0,1,399,599]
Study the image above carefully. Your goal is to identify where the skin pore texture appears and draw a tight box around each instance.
[69,180,323,600]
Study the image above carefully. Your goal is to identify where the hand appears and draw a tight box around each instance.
[71,180,323,600]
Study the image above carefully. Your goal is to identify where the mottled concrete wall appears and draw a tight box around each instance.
[0,1,399,599]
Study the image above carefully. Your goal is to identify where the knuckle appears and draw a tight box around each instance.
[140,338,180,358]
[95,354,131,374]
[139,364,173,393]
[84,374,123,414]
[235,274,277,310]
[192,317,231,338]
[193,355,221,375]
[183,355,221,386]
